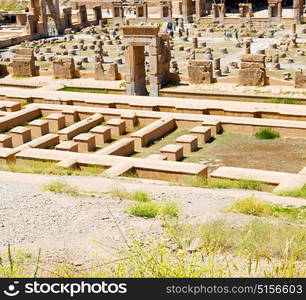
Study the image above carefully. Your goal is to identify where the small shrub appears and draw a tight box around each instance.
[228,197,275,217]
[128,202,159,218]
[43,181,79,196]
[277,185,306,199]
[227,197,306,222]
[255,128,280,140]
[182,177,264,191]
[159,201,180,218]
[265,98,302,105]
[237,179,263,191]
[130,190,152,202]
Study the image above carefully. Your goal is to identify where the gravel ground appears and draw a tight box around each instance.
[0,171,304,267]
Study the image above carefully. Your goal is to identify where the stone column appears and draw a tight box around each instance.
[93,5,102,24]
[293,0,303,24]
[160,1,172,23]
[195,0,205,21]
[182,0,193,23]
[149,36,161,97]
[136,2,148,23]
[78,5,88,26]
[63,7,72,28]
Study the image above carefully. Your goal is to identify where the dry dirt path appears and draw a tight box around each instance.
[0,171,304,266]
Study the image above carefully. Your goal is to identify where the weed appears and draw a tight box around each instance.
[255,128,280,140]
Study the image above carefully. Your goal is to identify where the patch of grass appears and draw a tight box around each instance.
[43,180,80,196]
[277,185,306,199]
[0,161,105,176]
[183,176,264,191]
[59,87,109,94]
[127,200,179,218]
[255,128,280,140]
[127,202,159,218]
[158,201,180,218]
[227,197,306,222]
[130,190,152,202]
[1,220,305,277]
[166,220,306,261]
[264,98,302,105]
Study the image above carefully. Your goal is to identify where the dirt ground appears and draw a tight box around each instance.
[134,130,306,174]
[0,171,304,270]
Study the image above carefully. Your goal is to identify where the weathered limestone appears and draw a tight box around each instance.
[93,5,102,24]
[46,113,66,133]
[28,119,49,138]
[111,2,124,25]
[188,60,213,84]
[123,25,172,97]
[212,3,225,24]
[10,126,31,147]
[106,119,126,136]
[121,112,138,130]
[77,5,88,26]
[90,126,111,146]
[58,113,103,140]
[12,48,39,77]
[53,57,76,79]
[293,0,303,24]
[268,0,282,23]
[0,106,41,133]
[95,63,119,81]
[15,148,208,182]
[135,1,148,23]
[190,126,212,144]
[160,1,172,22]
[295,70,306,88]
[73,133,96,152]
[239,55,267,86]
[0,134,12,148]
[62,7,72,28]
[239,3,253,23]
[160,144,183,161]
[176,134,198,153]
[146,154,167,161]
[103,161,134,178]
[131,117,176,150]
[211,166,306,192]
[96,138,134,156]
[55,141,78,152]
[182,0,193,23]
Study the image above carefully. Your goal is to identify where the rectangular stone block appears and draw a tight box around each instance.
[90,126,111,147]
[73,133,96,153]
[106,119,126,136]
[160,144,184,161]
[241,55,266,63]
[0,134,12,148]
[28,119,49,138]
[55,141,79,152]
[46,114,66,133]
[10,126,31,147]
[190,126,212,144]
[176,134,198,153]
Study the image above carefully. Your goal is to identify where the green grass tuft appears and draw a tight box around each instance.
[183,176,264,191]
[227,197,306,222]
[127,202,159,218]
[43,181,80,196]
[264,98,302,105]
[127,200,179,218]
[130,190,152,202]
[255,128,280,140]
[277,185,306,199]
